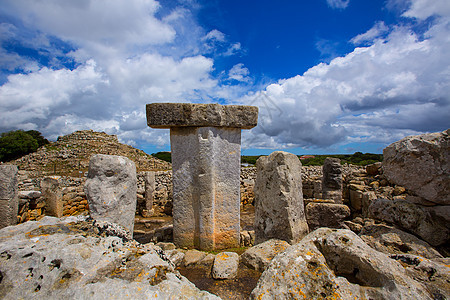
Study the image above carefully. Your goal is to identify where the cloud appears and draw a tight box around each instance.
[228,63,251,82]
[326,0,350,10]
[241,0,450,150]
[351,22,389,45]
[204,30,226,42]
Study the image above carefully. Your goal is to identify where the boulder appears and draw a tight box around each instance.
[183,249,207,267]
[0,216,219,299]
[85,154,137,236]
[382,129,449,205]
[366,162,382,175]
[211,252,239,280]
[305,202,350,231]
[241,239,290,272]
[18,190,41,199]
[0,165,18,229]
[254,151,309,245]
[359,223,443,259]
[41,177,63,218]
[251,228,433,299]
[368,198,449,246]
[322,157,343,203]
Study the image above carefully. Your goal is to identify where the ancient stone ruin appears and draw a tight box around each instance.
[147,103,258,250]
[84,154,137,236]
[254,151,309,244]
[0,165,18,229]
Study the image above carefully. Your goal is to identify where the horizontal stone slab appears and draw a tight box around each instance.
[146,103,258,129]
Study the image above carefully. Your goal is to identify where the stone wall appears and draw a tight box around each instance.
[57,129,119,143]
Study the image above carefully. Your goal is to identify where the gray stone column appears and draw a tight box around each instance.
[143,171,155,217]
[147,103,258,250]
[0,165,18,229]
[41,176,63,217]
[322,157,343,203]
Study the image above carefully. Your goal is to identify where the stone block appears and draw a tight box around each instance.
[85,154,137,235]
[305,202,350,231]
[241,239,290,272]
[41,177,63,217]
[0,165,18,229]
[211,252,239,279]
[171,127,241,250]
[254,151,309,245]
[147,103,258,129]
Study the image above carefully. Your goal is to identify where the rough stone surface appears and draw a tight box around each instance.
[147,103,258,129]
[366,162,382,175]
[0,165,18,229]
[368,198,449,246]
[305,202,351,231]
[241,239,290,272]
[254,151,309,245]
[41,177,63,218]
[251,228,433,299]
[322,157,343,203]
[171,127,241,250]
[183,249,207,267]
[211,252,239,280]
[143,171,155,217]
[0,216,219,300]
[359,223,443,259]
[85,154,137,236]
[18,190,41,199]
[382,129,449,205]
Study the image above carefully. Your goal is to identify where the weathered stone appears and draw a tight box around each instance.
[41,177,63,217]
[305,202,350,231]
[366,162,382,175]
[241,239,290,272]
[251,228,433,299]
[183,249,207,267]
[211,252,239,280]
[359,223,443,259]
[0,216,219,299]
[147,103,258,129]
[85,154,137,236]
[0,165,18,229]
[254,151,308,245]
[368,198,449,246]
[18,190,41,199]
[322,157,343,203]
[170,127,241,250]
[361,191,376,217]
[383,129,449,205]
[143,171,155,217]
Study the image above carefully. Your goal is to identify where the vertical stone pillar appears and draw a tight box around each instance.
[143,171,155,217]
[0,165,18,229]
[41,176,63,217]
[322,157,343,203]
[85,154,137,235]
[254,151,309,245]
[147,103,258,250]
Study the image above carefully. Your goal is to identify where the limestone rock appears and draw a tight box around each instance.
[322,157,343,203]
[211,252,239,279]
[254,151,309,245]
[368,198,449,246]
[382,129,449,205]
[18,190,41,199]
[305,202,350,231]
[41,177,63,217]
[0,165,18,229]
[146,103,258,129]
[85,154,137,236]
[359,223,443,259]
[183,249,207,267]
[366,162,382,175]
[251,228,433,299]
[0,216,219,300]
[241,239,290,272]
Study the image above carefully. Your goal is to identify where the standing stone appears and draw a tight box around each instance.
[383,129,449,205]
[0,165,18,229]
[41,177,63,217]
[143,171,155,218]
[85,154,137,235]
[322,157,343,203]
[147,103,258,251]
[254,151,309,245]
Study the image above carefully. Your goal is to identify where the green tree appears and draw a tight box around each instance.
[25,130,49,147]
[0,130,39,162]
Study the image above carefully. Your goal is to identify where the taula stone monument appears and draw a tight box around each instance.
[147,103,258,250]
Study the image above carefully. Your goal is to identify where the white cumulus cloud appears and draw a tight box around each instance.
[326,0,350,10]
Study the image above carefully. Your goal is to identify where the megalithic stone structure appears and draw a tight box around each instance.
[146,103,258,250]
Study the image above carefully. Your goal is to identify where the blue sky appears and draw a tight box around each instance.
[0,0,449,155]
